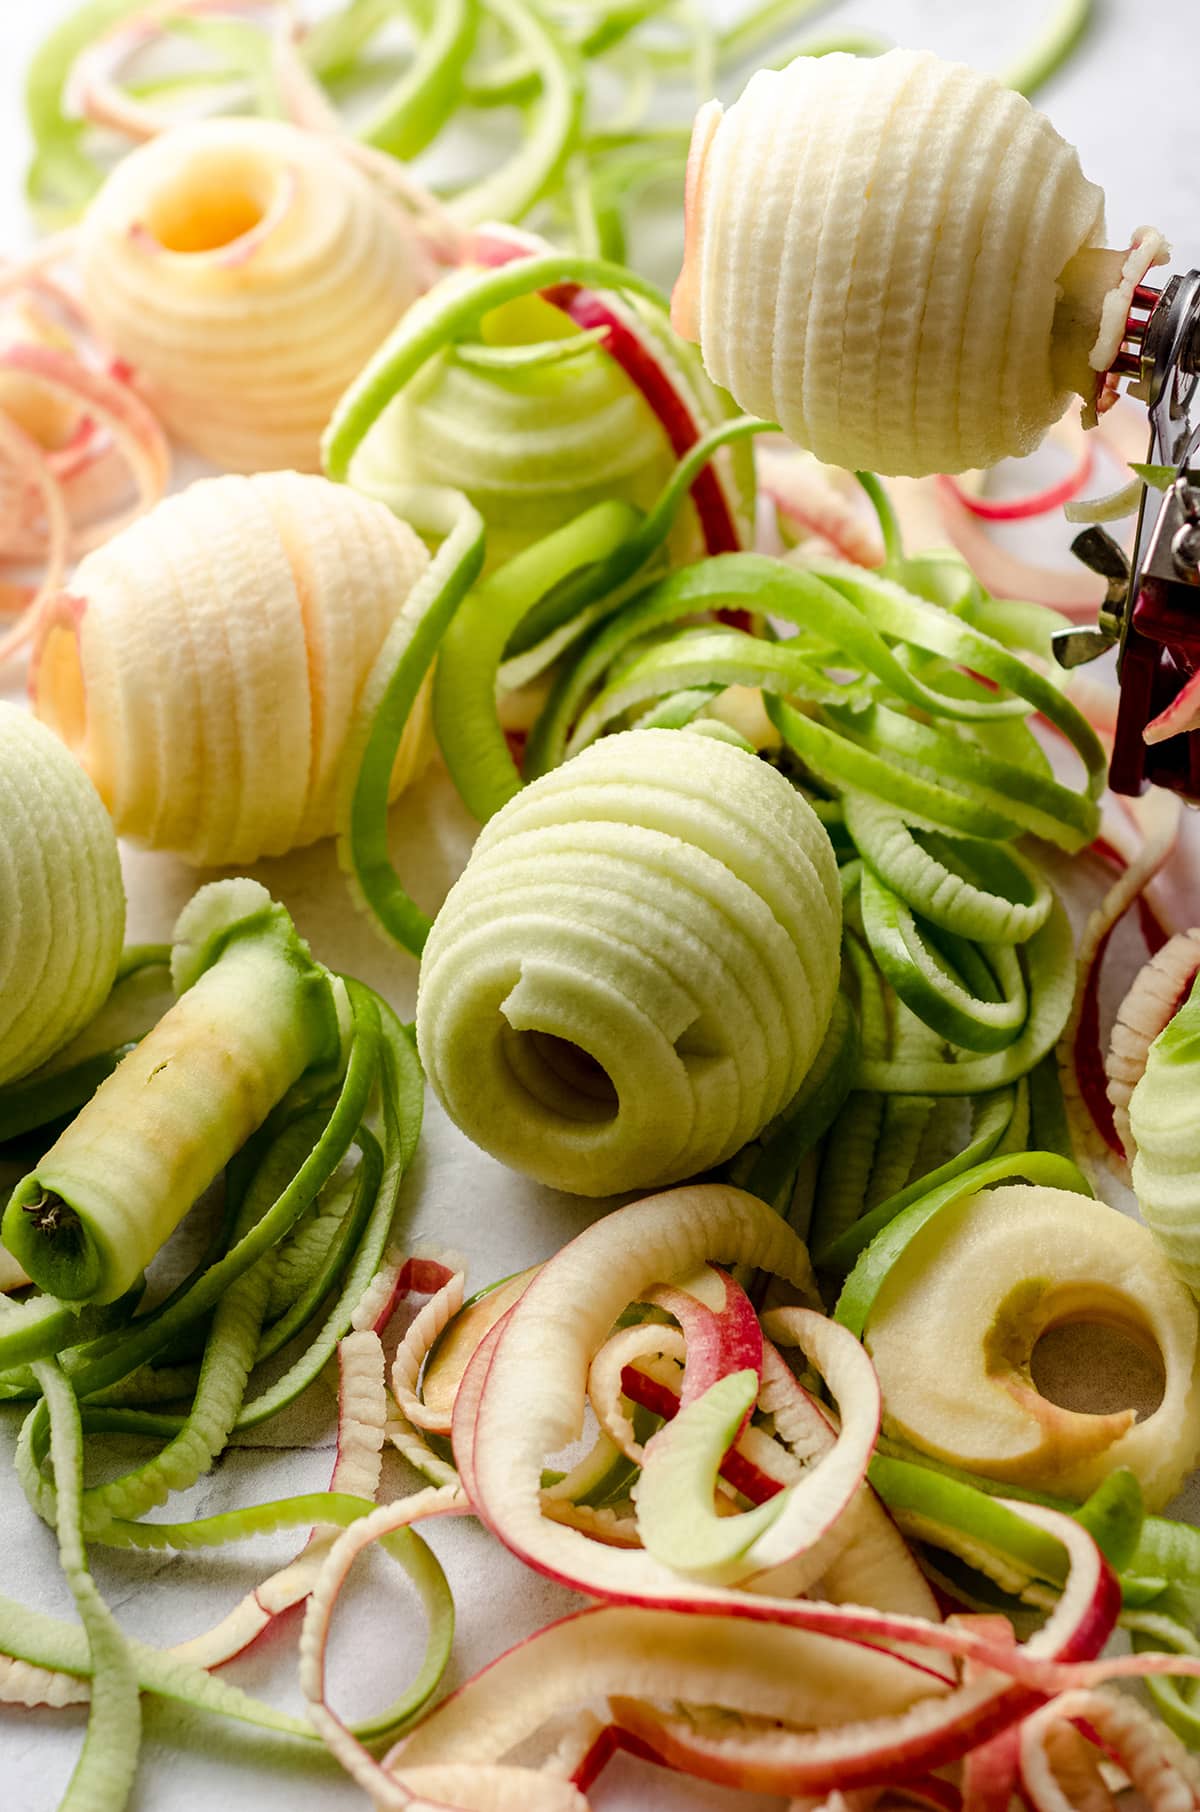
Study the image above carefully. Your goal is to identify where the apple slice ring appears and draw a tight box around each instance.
[860,1183,1200,1508]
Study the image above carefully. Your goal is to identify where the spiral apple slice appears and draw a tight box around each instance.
[673,46,1164,476]
[78,117,430,472]
[32,470,430,865]
[417,729,841,1194]
[0,704,124,1088]
[325,245,755,571]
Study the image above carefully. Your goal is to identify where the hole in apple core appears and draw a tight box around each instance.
[503,1027,619,1123]
[1030,1320,1166,1420]
[143,153,275,253]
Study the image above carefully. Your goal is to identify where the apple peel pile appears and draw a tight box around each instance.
[30,469,432,864]
[672,46,1165,476]
[0,703,124,1088]
[416,728,842,1195]
[286,1184,1200,1810]
[78,117,434,472]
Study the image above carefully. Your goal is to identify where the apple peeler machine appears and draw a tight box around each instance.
[1053,270,1200,801]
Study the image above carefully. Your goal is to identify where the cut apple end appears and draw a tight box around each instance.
[864,1184,1200,1506]
[1051,246,1130,398]
[1052,229,1170,426]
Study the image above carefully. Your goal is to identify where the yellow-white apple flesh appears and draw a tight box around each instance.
[31,471,431,866]
[865,1184,1200,1507]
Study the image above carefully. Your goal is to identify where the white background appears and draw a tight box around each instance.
[0,3,1197,1808]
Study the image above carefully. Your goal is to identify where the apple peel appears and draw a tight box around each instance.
[1107,928,1200,1164]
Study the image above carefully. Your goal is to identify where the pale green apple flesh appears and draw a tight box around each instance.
[0,704,125,1089]
[1129,972,1200,1291]
[416,729,842,1196]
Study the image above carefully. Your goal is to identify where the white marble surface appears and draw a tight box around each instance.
[0,3,1198,1808]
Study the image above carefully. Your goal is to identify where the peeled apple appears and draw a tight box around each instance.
[31,471,430,866]
[78,118,428,472]
[673,47,1165,475]
[0,704,124,1087]
[416,728,842,1195]
[1108,927,1200,1162]
[863,1183,1200,1508]
[348,278,752,570]
[1129,971,1200,1294]
[3,878,340,1304]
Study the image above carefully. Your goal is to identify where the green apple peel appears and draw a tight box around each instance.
[3,879,341,1304]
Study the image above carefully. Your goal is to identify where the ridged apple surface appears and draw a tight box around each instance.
[31,471,431,866]
[0,704,125,1087]
[671,47,1161,476]
[416,729,841,1195]
[79,118,426,472]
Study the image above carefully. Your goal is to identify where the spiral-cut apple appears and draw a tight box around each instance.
[0,704,124,1087]
[862,1184,1200,1508]
[673,47,1167,476]
[1107,928,1200,1163]
[416,728,841,1195]
[77,118,430,472]
[31,471,430,866]
[1129,972,1200,1295]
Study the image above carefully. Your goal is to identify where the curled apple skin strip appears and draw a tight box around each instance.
[417,728,841,1194]
[1129,971,1200,1296]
